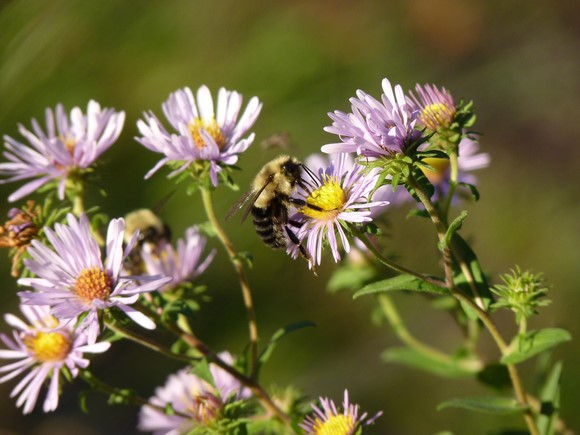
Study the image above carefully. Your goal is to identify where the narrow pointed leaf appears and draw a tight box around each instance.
[353,274,447,299]
[382,347,476,378]
[439,211,468,251]
[537,361,563,435]
[258,321,315,369]
[437,396,529,414]
[501,328,572,365]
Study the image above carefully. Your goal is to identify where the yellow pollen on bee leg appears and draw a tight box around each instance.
[313,414,354,435]
[420,102,455,130]
[188,118,226,150]
[302,176,346,220]
[420,157,450,186]
[23,331,72,362]
[74,266,112,304]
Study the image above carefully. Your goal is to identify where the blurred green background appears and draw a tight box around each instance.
[0,0,578,433]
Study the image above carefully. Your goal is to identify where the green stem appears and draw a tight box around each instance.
[378,295,457,364]
[200,187,259,379]
[104,319,194,363]
[161,317,291,424]
[441,150,459,224]
[407,172,539,435]
[355,230,445,287]
[78,369,190,418]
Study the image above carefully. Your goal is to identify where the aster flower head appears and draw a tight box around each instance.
[136,85,262,187]
[300,390,382,435]
[17,213,172,344]
[138,352,249,434]
[0,305,110,414]
[289,153,389,268]
[140,225,216,292]
[322,79,421,159]
[0,100,125,202]
[407,83,456,131]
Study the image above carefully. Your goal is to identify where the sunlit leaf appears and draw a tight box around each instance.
[501,328,572,365]
[537,361,563,435]
[353,274,447,299]
[437,396,529,414]
[382,347,476,378]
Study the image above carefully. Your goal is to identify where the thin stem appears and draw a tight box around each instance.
[78,369,190,418]
[161,317,291,424]
[440,150,459,224]
[200,187,259,379]
[104,319,194,363]
[378,295,457,364]
[355,230,445,287]
[408,172,539,435]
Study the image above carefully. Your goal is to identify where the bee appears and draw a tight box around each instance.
[123,208,172,274]
[227,155,320,264]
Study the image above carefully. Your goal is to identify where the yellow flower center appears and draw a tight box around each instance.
[420,157,450,186]
[23,331,72,362]
[313,414,354,435]
[420,102,455,130]
[75,266,113,303]
[302,176,346,220]
[188,118,226,150]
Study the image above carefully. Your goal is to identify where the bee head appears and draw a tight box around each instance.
[281,158,302,182]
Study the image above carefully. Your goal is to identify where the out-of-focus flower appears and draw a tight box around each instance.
[0,305,110,414]
[0,200,41,277]
[300,389,382,435]
[322,79,420,158]
[419,136,490,201]
[17,213,171,344]
[136,85,262,186]
[289,153,389,267]
[138,352,249,434]
[0,101,125,202]
[140,225,216,292]
[407,83,456,131]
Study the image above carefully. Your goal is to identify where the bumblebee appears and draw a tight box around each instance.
[227,155,318,262]
[123,208,171,274]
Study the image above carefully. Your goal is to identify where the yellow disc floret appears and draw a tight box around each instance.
[420,157,450,186]
[420,102,455,130]
[188,118,226,150]
[24,331,72,362]
[312,414,354,435]
[75,266,113,304]
[303,176,346,220]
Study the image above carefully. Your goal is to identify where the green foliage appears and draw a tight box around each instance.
[353,274,448,299]
[477,364,512,391]
[437,396,529,415]
[439,210,468,252]
[382,347,477,378]
[536,362,563,435]
[327,260,377,293]
[500,328,572,365]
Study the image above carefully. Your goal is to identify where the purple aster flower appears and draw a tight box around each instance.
[0,101,125,202]
[420,135,490,201]
[289,153,389,267]
[300,389,382,435]
[0,305,110,414]
[407,83,456,131]
[136,85,262,186]
[17,213,172,344]
[140,225,216,292]
[322,79,421,158]
[138,352,249,434]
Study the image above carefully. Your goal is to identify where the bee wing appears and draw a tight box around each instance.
[226,174,275,222]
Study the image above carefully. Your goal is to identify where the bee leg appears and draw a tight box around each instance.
[288,197,325,212]
[288,219,303,228]
[284,225,317,276]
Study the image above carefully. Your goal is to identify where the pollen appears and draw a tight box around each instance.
[188,118,226,150]
[313,414,354,435]
[303,176,346,220]
[75,266,113,304]
[24,331,72,362]
[420,102,455,130]
[420,157,450,186]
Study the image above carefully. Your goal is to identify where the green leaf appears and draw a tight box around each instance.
[450,234,494,309]
[476,364,512,391]
[457,182,480,201]
[327,263,376,293]
[537,361,563,435]
[501,328,572,365]
[438,211,468,251]
[382,347,476,378]
[437,396,529,415]
[257,321,315,372]
[190,358,215,386]
[353,274,448,299]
